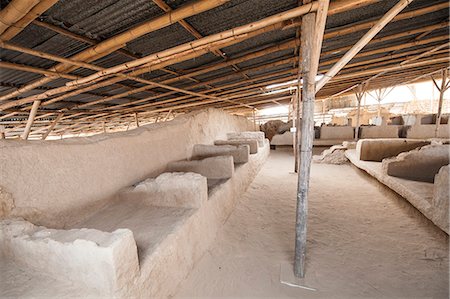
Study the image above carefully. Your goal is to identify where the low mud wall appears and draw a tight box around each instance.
[0,109,252,227]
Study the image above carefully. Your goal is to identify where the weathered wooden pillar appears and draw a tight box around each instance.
[21,100,41,140]
[134,112,140,127]
[433,68,449,137]
[293,92,298,172]
[354,84,364,140]
[252,108,257,131]
[294,0,329,278]
[294,11,315,278]
[0,125,5,139]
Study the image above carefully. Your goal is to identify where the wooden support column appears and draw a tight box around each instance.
[432,68,450,137]
[21,100,40,140]
[292,92,298,172]
[251,109,257,131]
[294,0,329,278]
[321,99,326,124]
[354,84,365,140]
[134,112,140,127]
[295,12,315,278]
[41,113,63,140]
[0,125,5,139]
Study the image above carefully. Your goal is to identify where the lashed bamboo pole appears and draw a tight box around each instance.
[31,20,140,61]
[75,56,450,123]
[68,2,319,87]
[0,0,58,40]
[2,43,446,134]
[32,19,200,83]
[0,0,39,35]
[62,33,449,113]
[0,1,442,111]
[317,0,414,91]
[21,100,40,140]
[0,0,229,102]
[146,46,445,117]
[4,2,440,114]
[41,112,63,140]
[2,51,446,132]
[0,61,78,80]
[321,2,447,40]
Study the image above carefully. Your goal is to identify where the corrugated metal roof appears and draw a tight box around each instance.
[0,0,448,135]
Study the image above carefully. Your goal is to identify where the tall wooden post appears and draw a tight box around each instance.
[432,68,449,137]
[294,12,315,278]
[293,92,298,172]
[134,112,140,127]
[294,0,329,278]
[252,109,257,131]
[0,125,5,139]
[21,100,41,140]
[322,99,326,124]
[354,84,365,140]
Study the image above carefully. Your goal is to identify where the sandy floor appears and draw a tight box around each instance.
[174,148,449,298]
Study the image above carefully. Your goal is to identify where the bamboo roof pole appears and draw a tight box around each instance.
[3,2,438,113]
[3,45,444,130]
[3,28,445,113]
[163,46,448,112]
[20,100,41,140]
[61,64,445,133]
[31,20,141,61]
[0,3,442,111]
[103,54,443,116]
[0,61,79,80]
[316,0,415,92]
[4,43,442,131]
[35,32,254,109]
[0,0,40,35]
[0,0,58,40]
[127,34,449,111]
[0,0,230,102]
[67,2,321,87]
[41,112,63,140]
[0,3,321,111]
[152,0,247,76]
[194,60,450,113]
[0,35,252,111]
[101,69,299,113]
[322,2,447,40]
[32,19,201,84]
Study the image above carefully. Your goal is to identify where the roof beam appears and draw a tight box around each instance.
[0,0,230,102]
[0,0,59,40]
[316,0,415,91]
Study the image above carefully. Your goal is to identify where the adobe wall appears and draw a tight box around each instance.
[0,109,253,228]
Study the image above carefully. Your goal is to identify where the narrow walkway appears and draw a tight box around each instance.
[175,148,448,298]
